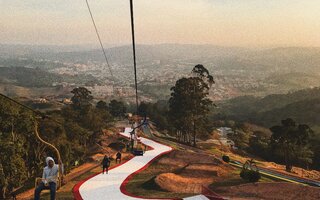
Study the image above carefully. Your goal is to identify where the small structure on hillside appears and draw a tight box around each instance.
[216,127,237,149]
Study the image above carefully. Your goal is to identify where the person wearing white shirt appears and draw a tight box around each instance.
[34,157,62,200]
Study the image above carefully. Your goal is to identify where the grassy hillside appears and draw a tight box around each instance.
[255,98,320,128]
[264,72,320,93]
[0,66,99,88]
[212,87,320,131]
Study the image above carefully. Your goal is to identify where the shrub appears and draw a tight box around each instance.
[222,155,230,163]
[240,169,261,182]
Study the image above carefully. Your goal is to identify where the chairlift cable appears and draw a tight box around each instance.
[34,121,63,188]
[85,0,115,93]
[129,0,139,113]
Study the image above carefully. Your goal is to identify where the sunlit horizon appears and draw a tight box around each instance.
[1,0,320,47]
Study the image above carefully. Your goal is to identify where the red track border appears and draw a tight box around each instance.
[72,154,135,200]
[72,131,176,200]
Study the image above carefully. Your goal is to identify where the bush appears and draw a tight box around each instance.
[222,155,230,163]
[240,169,261,182]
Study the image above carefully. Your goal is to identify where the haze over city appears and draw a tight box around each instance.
[1,0,320,47]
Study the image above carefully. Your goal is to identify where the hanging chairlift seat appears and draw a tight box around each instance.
[34,122,65,191]
[131,140,145,156]
[35,175,61,190]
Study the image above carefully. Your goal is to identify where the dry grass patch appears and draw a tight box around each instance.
[182,164,229,178]
[153,150,234,194]
[219,182,320,200]
[155,173,213,193]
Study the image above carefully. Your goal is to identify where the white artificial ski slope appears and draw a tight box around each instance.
[183,195,209,200]
[79,127,173,200]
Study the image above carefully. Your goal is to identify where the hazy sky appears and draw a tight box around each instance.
[1,0,320,47]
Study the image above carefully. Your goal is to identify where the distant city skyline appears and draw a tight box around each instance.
[1,0,320,47]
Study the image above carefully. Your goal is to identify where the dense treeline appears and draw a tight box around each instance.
[138,84,171,100]
[210,88,320,169]
[209,87,320,170]
[0,87,114,198]
[223,119,320,171]
[138,100,171,131]
[211,87,320,130]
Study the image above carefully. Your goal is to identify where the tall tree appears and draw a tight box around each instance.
[249,130,271,159]
[192,64,214,87]
[71,87,93,109]
[270,118,313,171]
[169,65,213,146]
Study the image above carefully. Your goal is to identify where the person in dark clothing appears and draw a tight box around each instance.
[116,151,122,164]
[102,155,110,174]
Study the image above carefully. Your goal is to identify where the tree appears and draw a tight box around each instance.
[169,65,214,146]
[192,64,214,87]
[109,100,127,118]
[71,87,93,109]
[96,100,108,110]
[228,129,251,150]
[137,101,170,131]
[270,118,314,171]
[138,101,149,116]
[249,131,271,159]
[310,133,320,169]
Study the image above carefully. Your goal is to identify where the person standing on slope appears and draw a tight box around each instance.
[116,151,122,164]
[102,155,110,174]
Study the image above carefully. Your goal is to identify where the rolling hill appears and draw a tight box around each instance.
[212,87,320,131]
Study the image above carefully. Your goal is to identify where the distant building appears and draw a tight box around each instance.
[35,98,48,103]
[216,127,237,149]
[217,127,233,137]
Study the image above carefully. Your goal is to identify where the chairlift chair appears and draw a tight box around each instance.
[34,121,64,190]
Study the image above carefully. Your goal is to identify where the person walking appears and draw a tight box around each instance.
[102,155,110,174]
[116,151,122,164]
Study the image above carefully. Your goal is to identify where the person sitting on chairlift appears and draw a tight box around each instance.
[34,157,62,200]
